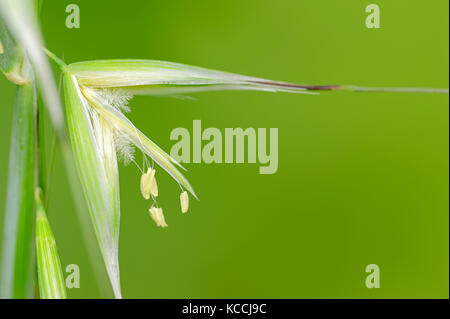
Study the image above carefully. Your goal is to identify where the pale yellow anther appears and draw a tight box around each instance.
[149,206,168,227]
[0,41,3,54]
[180,191,189,214]
[149,170,158,197]
[140,168,152,199]
[140,168,158,199]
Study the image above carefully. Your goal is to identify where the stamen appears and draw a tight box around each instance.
[149,170,158,197]
[149,206,168,227]
[180,191,189,214]
[140,168,152,199]
[140,167,158,200]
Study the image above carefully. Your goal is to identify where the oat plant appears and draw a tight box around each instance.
[0,0,447,299]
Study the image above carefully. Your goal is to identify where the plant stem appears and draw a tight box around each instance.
[0,82,36,299]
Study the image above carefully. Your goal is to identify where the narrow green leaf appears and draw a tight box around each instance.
[0,83,36,299]
[35,188,66,299]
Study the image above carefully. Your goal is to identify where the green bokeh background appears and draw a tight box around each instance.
[0,0,448,298]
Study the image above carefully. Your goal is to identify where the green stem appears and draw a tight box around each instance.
[0,83,36,299]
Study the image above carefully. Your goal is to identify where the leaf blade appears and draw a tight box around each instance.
[0,83,36,299]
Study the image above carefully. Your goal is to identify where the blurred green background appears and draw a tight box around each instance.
[0,0,448,298]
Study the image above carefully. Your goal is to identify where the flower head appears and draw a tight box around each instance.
[61,58,319,298]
